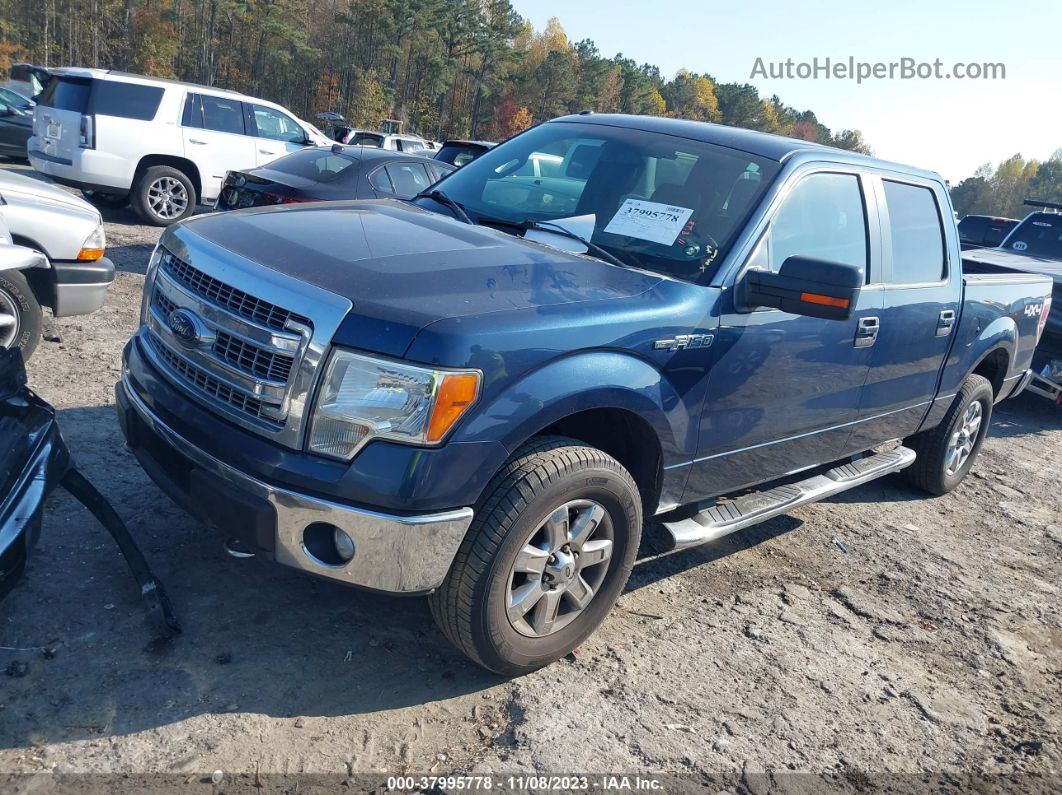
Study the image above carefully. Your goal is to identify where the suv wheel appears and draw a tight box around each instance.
[133,166,196,226]
[903,373,994,495]
[430,436,642,675]
[0,269,42,361]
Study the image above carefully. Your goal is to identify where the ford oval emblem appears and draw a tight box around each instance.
[168,309,203,347]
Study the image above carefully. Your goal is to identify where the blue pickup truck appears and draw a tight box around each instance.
[115,114,1052,674]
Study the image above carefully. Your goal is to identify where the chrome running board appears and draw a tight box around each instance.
[662,446,916,549]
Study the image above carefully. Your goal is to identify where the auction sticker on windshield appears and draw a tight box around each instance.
[604,199,694,245]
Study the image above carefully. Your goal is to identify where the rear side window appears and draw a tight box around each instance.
[267,150,357,183]
[384,161,431,197]
[883,180,946,283]
[769,172,868,275]
[183,93,245,135]
[957,216,986,244]
[89,81,163,121]
[37,77,91,112]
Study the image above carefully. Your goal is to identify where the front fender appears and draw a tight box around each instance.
[0,244,47,274]
[455,351,696,464]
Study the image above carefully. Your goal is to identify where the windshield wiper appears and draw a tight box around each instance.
[414,189,472,224]
[520,219,631,270]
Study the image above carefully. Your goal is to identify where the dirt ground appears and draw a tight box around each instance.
[0,162,1059,791]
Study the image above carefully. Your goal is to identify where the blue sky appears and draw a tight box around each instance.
[511,0,1060,183]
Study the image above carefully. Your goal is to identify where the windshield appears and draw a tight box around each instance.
[1003,213,1062,258]
[428,121,780,281]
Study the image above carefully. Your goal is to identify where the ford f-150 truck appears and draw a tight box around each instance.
[114,114,1053,674]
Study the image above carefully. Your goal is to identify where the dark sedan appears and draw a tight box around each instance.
[0,87,34,160]
[215,145,455,210]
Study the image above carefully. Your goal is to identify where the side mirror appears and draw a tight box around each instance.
[743,255,862,321]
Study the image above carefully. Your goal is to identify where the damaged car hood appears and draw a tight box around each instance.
[173,200,661,356]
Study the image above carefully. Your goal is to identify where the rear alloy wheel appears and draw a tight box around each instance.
[133,166,196,226]
[430,436,641,675]
[903,373,994,495]
[0,269,42,361]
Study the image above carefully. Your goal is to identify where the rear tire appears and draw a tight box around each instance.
[132,166,196,226]
[903,373,994,495]
[0,269,42,361]
[430,436,642,676]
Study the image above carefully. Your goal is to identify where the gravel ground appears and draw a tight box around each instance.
[0,163,1059,791]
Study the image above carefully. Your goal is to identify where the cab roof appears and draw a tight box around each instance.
[552,113,943,183]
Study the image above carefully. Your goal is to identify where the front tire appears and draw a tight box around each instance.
[132,166,196,226]
[430,436,642,675]
[903,373,994,495]
[0,269,42,361]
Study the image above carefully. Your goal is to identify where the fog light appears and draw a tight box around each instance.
[302,522,354,567]
[333,528,355,562]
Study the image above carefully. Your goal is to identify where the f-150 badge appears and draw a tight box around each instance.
[653,334,714,351]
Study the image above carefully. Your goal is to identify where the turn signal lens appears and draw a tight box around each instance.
[800,292,849,309]
[77,224,106,261]
[427,372,481,442]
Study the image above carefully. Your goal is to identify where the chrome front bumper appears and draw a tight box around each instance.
[119,373,473,594]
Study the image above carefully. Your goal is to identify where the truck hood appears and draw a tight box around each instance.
[179,200,662,356]
[0,169,99,217]
[964,246,1062,285]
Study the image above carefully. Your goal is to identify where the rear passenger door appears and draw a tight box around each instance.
[845,176,959,451]
[182,92,256,203]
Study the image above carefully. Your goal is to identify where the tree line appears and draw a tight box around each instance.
[0,0,872,151]
[950,150,1062,220]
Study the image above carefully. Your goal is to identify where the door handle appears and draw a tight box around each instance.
[854,316,879,348]
[936,309,956,337]
[188,138,208,145]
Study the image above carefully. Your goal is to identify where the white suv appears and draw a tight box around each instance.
[28,69,329,225]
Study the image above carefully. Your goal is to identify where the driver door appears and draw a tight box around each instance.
[685,169,885,500]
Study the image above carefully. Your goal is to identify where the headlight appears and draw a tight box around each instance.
[77,222,106,261]
[308,349,481,460]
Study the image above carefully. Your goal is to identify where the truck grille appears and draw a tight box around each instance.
[160,250,311,331]
[153,340,283,427]
[140,242,351,449]
[213,330,295,382]
[152,290,294,384]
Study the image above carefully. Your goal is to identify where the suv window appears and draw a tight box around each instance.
[350,132,384,147]
[883,180,946,283]
[768,172,868,275]
[38,76,91,112]
[89,81,164,121]
[251,104,305,144]
[183,93,245,135]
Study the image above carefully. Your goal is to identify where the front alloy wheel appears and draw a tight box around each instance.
[430,436,642,675]
[507,499,613,637]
